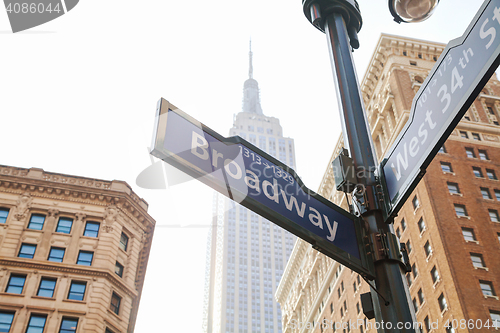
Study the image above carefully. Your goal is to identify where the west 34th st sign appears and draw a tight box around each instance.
[150,98,375,279]
[381,0,500,220]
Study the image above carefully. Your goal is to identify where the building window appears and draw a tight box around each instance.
[473,167,483,178]
[330,302,333,314]
[481,187,492,199]
[406,240,412,254]
[26,314,47,333]
[472,133,481,140]
[418,218,426,233]
[462,228,476,242]
[438,293,447,311]
[412,298,418,313]
[406,273,412,286]
[353,282,357,293]
[115,262,124,277]
[68,281,86,301]
[487,169,498,180]
[418,288,425,304]
[424,241,432,257]
[76,251,93,266]
[48,247,65,262]
[83,222,100,238]
[441,162,453,173]
[0,208,9,223]
[56,218,73,234]
[401,218,407,231]
[412,263,418,279]
[439,145,447,153]
[27,214,45,230]
[119,232,129,252]
[37,278,57,298]
[454,204,468,217]
[460,131,469,139]
[465,148,476,158]
[424,316,431,332]
[489,209,500,222]
[479,150,489,160]
[396,227,401,238]
[110,292,121,315]
[495,190,500,201]
[5,274,26,294]
[59,318,78,333]
[105,329,115,333]
[479,281,495,296]
[412,196,420,209]
[470,253,485,268]
[18,243,36,259]
[447,182,460,194]
[431,266,440,283]
[490,311,500,328]
[0,311,14,332]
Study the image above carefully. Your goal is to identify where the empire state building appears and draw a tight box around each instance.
[203,43,297,333]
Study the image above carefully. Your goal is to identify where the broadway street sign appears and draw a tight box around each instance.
[381,0,500,219]
[150,98,374,278]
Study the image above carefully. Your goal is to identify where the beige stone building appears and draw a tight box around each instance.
[0,165,155,333]
[276,34,500,333]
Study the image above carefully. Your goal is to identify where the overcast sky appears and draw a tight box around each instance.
[0,0,487,332]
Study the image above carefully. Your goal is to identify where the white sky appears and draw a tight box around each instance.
[0,0,487,332]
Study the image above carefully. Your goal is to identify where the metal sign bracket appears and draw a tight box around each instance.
[370,231,411,273]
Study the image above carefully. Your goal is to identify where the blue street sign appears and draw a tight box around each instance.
[150,98,374,278]
[381,0,500,220]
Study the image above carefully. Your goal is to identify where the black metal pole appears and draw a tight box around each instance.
[302,1,417,331]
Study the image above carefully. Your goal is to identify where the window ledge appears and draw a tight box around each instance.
[451,193,463,197]
[484,295,499,300]
[31,296,55,301]
[440,307,449,317]
[457,215,471,219]
[443,171,455,176]
[474,266,489,271]
[466,240,479,244]
[419,228,427,237]
[0,292,25,297]
[107,308,122,321]
[63,298,87,304]
[426,252,433,262]
[433,279,441,289]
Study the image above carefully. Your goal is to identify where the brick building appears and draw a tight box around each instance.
[276,34,500,332]
[0,165,155,332]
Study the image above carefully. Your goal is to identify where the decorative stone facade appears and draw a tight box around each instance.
[276,34,500,333]
[0,165,155,333]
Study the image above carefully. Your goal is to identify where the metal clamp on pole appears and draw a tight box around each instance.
[371,231,411,272]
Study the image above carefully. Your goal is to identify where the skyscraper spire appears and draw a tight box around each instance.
[249,39,253,79]
[242,40,263,115]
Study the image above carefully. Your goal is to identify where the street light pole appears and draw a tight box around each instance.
[302,0,418,331]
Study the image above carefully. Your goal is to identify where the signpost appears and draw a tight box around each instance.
[150,98,375,279]
[381,0,500,220]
